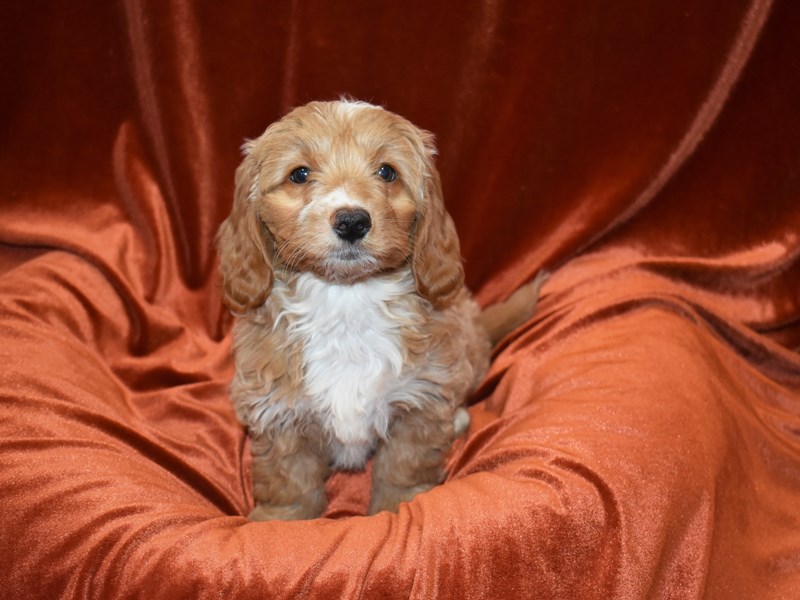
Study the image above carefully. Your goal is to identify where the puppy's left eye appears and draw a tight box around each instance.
[376,164,397,182]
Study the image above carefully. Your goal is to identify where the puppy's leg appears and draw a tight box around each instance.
[369,403,458,515]
[453,406,471,437]
[249,426,330,521]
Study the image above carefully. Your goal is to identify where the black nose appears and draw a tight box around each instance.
[332,208,372,243]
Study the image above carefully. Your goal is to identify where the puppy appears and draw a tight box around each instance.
[217,100,540,520]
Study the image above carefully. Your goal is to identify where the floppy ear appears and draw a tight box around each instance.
[411,136,465,308]
[216,150,273,313]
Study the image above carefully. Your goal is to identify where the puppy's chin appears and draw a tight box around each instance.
[318,248,382,283]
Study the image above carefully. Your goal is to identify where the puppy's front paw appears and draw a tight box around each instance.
[249,501,323,521]
[368,482,436,515]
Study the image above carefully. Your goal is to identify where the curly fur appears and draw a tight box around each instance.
[217,100,538,520]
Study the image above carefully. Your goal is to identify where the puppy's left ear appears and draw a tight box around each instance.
[409,131,465,308]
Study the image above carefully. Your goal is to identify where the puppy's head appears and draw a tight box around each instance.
[217,100,464,313]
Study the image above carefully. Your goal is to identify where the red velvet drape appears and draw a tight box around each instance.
[2,1,799,598]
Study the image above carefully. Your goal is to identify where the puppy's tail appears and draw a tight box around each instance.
[479,270,549,346]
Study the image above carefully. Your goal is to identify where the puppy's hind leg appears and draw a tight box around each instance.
[453,406,470,437]
[248,426,330,521]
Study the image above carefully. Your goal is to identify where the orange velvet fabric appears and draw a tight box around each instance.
[2,1,800,598]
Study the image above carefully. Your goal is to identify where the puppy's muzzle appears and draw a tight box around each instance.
[332,208,371,243]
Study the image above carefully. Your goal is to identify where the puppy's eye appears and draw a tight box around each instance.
[376,164,397,182]
[289,166,311,184]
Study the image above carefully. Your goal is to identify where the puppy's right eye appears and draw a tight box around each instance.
[289,167,311,184]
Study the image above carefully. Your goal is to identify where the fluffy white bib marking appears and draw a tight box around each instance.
[275,270,417,466]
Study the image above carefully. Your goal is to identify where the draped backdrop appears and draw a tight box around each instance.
[2,1,799,598]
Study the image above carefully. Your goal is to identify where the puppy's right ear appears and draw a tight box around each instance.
[216,149,273,313]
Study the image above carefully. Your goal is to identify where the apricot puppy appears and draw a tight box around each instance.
[217,100,538,520]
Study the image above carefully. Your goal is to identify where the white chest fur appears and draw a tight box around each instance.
[272,269,420,468]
